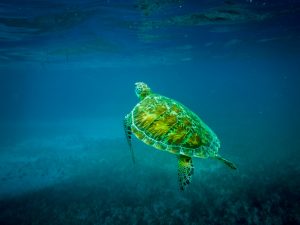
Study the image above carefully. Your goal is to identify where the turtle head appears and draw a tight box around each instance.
[135,82,152,100]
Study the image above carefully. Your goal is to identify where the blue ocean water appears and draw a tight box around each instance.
[0,0,300,224]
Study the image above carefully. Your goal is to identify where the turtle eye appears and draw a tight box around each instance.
[135,87,142,96]
[136,87,141,93]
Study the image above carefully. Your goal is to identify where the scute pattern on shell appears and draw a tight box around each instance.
[131,94,220,157]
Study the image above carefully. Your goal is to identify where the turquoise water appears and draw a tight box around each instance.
[0,1,300,224]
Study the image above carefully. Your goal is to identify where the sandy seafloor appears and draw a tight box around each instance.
[0,116,299,225]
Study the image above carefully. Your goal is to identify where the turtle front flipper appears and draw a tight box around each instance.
[214,155,237,170]
[178,155,194,191]
[124,114,135,163]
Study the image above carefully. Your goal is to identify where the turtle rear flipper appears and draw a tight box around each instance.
[214,155,237,170]
[178,155,194,191]
[124,114,135,163]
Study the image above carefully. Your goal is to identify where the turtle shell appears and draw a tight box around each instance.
[131,94,220,158]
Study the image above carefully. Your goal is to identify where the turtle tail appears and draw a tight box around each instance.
[214,155,237,170]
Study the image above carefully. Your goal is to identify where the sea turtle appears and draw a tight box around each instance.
[124,82,236,191]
